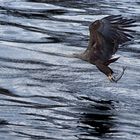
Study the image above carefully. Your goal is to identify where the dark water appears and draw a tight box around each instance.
[0,0,140,140]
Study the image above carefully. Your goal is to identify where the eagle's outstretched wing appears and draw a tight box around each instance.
[98,15,135,45]
[85,15,136,82]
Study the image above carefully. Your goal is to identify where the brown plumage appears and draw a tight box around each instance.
[74,15,136,82]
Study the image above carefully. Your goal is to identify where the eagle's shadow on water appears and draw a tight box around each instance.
[75,96,118,139]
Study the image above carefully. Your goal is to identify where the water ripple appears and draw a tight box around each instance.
[0,0,140,140]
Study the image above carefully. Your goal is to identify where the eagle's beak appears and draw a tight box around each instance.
[108,67,126,82]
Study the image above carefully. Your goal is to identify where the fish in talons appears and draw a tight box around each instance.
[108,67,126,83]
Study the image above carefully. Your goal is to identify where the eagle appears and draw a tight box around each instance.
[73,15,136,82]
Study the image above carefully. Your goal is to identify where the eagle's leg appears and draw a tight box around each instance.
[95,60,114,81]
[95,60,126,82]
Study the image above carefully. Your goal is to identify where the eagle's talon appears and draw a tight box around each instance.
[108,67,126,83]
[111,76,117,83]
[108,75,117,83]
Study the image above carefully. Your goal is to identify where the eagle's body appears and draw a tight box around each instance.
[74,15,136,82]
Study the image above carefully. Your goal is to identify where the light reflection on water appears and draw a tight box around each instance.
[0,0,140,140]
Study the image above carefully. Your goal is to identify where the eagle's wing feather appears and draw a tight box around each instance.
[97,15,136,45]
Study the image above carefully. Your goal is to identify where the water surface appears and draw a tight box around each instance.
[0,0,140,140]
